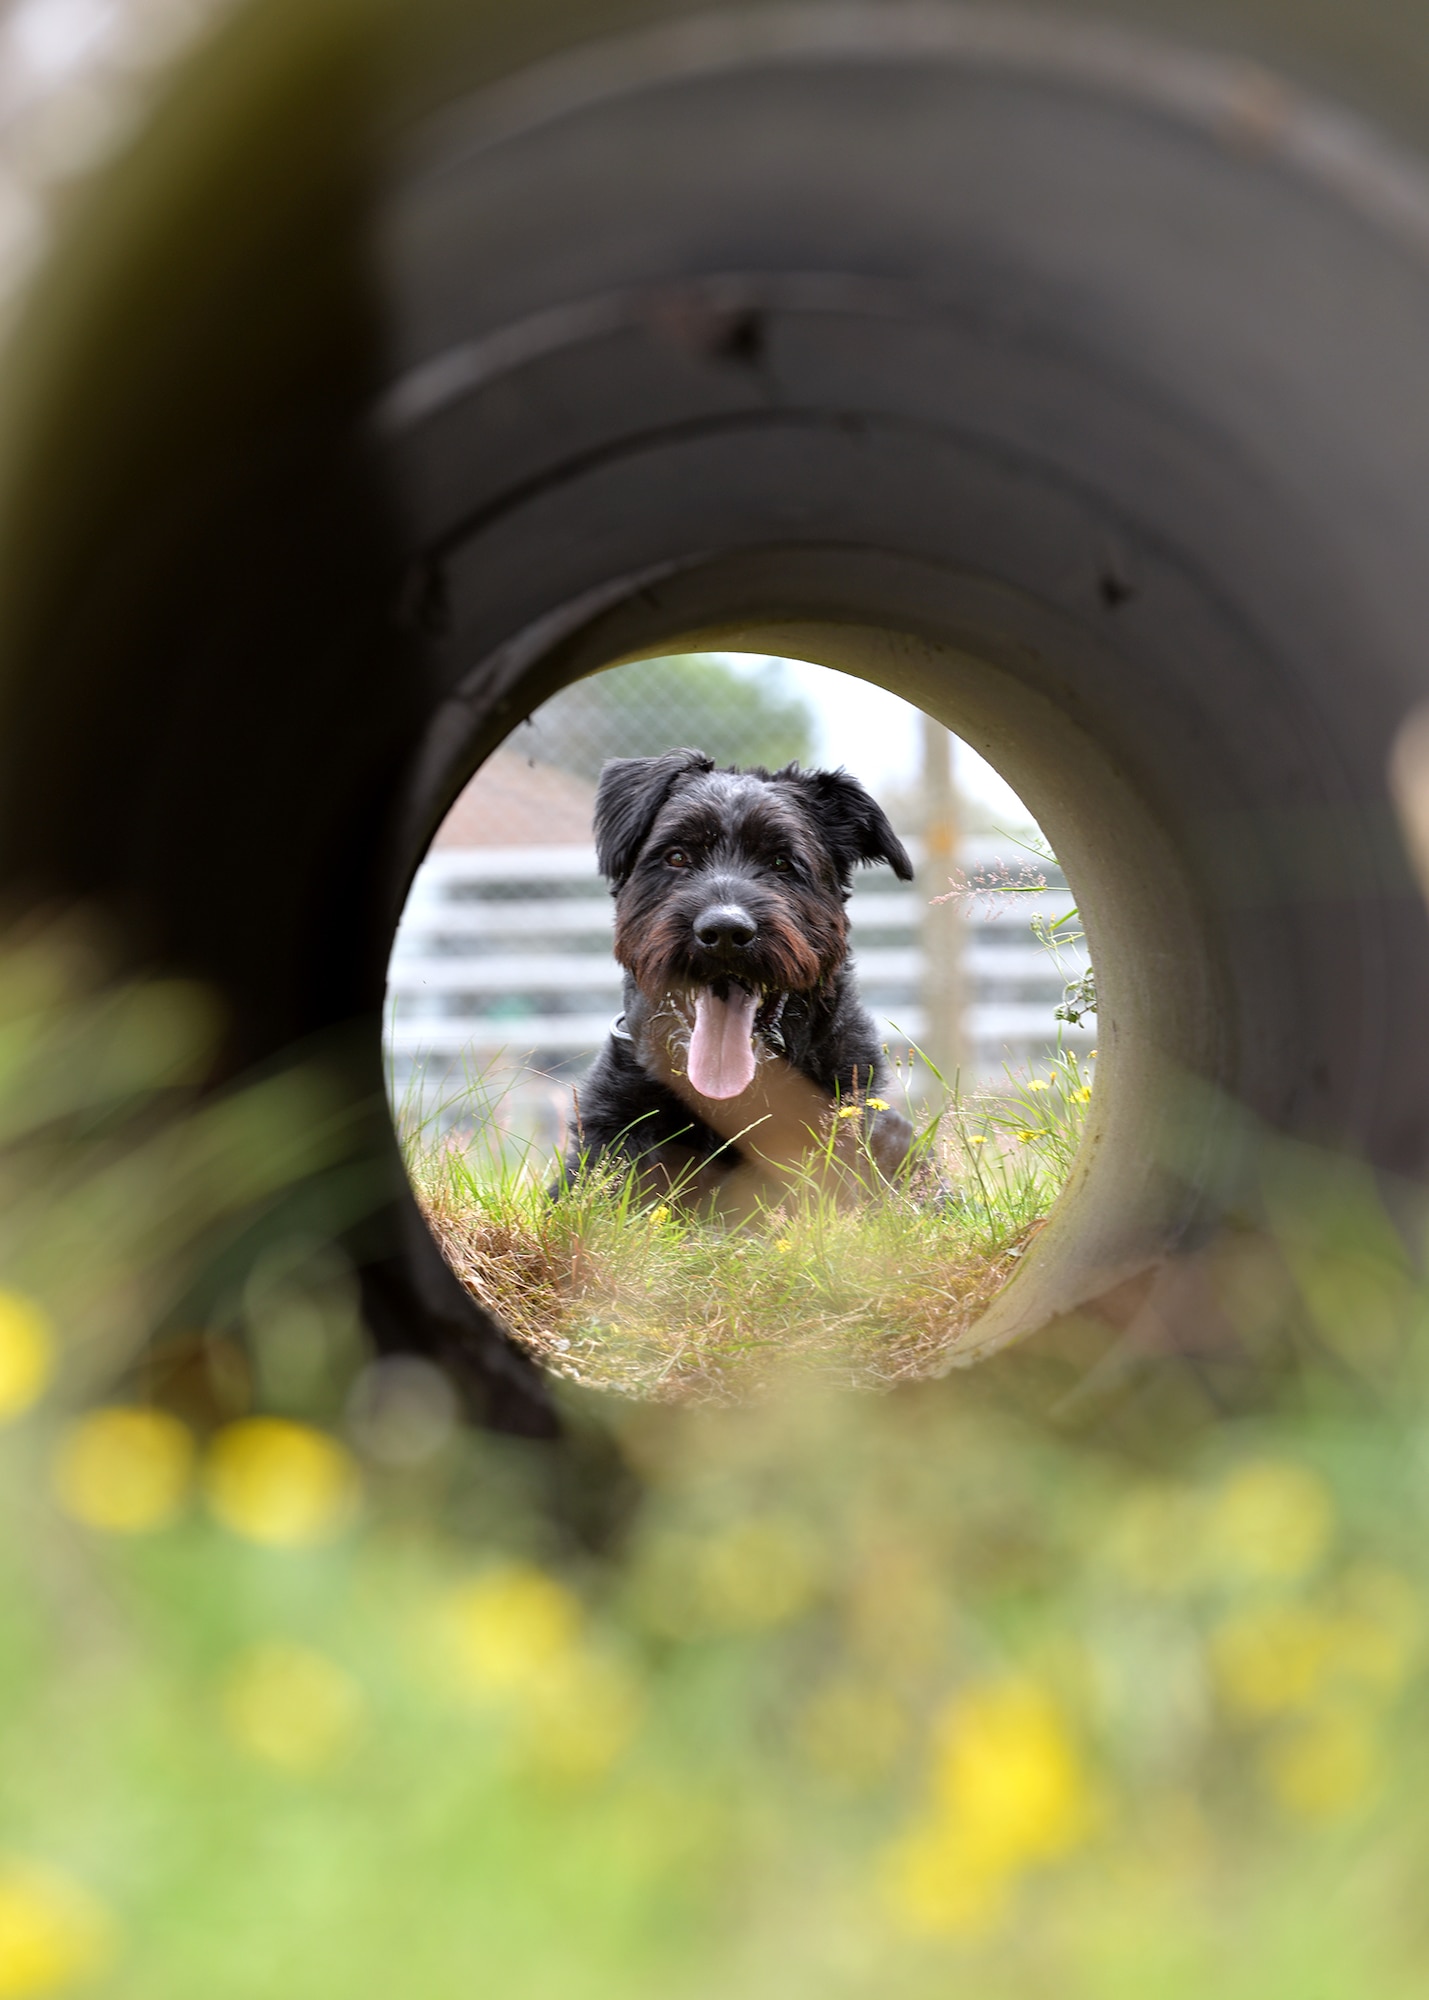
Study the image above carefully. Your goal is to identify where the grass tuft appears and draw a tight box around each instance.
[406,1049,1095,1400]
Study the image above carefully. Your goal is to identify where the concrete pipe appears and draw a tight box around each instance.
[7,0,1429,1429]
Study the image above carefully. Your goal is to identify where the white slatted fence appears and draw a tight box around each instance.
[385,836,1093,1138]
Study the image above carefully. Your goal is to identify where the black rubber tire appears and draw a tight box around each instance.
[9,0,1429,1423]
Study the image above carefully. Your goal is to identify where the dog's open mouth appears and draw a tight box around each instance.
[687,978,761,1099]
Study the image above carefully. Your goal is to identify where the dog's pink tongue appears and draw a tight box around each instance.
[687,985,759,1099]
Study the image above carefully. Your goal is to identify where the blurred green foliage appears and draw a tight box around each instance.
[4,934,1429,1996]
[519,655,817,778]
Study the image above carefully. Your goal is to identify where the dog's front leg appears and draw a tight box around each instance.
[867,1105,915,1183]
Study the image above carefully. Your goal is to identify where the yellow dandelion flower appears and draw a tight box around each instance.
[774,1239,793,1254]
[1213,1576,1420,1720]
[932,1680,1096,1869]
[1211,1604,1335,1717]
[1332,1565,1423,1688]
[441,1563,583,1696]
[204,1418,359,1548]
[1206,1458,1335,1582]
[836,1105,863,1120]
[883,1680,1095,1937]
[222,1641,364,1773]
[865,1097,890,1111]
[519,1650,644,1783]
[435,1565,640,1779]
[1014,1129,1038,1144]
[1069,1085,1094,1104]
[1260,1705,1380,1820]
[967,1135,988,1147]
[0,1294,54,1424]
[882,1820,1011,1936]
[695,1517,821,1631]
[636,1519,821,1638]
[0,1860,112,1995]
[1106,1485,1203,1595]
[1026,1080,1051,1092]
[52,1408,194,1534]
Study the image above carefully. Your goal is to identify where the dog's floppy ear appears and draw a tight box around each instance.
[593,748,715,884]
[785,767,915,882]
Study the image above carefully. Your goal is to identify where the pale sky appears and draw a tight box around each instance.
[721,654,1034,827]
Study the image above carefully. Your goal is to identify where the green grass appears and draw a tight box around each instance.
[404,1050,1095,1400]
[9,937,1429,1996]
[9,1290,1429,2000]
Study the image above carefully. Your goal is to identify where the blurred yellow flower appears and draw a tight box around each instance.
[1210,1604,1334,1717]
[1105,1485,1203,1595]
[865,1097,890,1111]
[634,1517,821,1639]
[1316,1611,1415,1699]
[1212,1573,1419,1719]
[694,1517,821,1632]
[442,1563,583,1694]
[885,1681,1096,1934]
[844,1548,946,1672]
[204,1418,358,1548]
[650,1205,670,1225]
[0,1860,112,1996]
[520,1650,644,1783]
[1260,1706,1380,1820]
[932,1680,1095,1868]
[1014,1129,1038,1144]
[222,1642,364,1774]
[798,1677,907,1787]
[967,1135,987,1147]
[884,1681,1095,1935]
[1025,1080,1051,1092]
[52,1408,194,1534]
[774,1239,793,1254]
[1069,1085,1093,1104]
[0,1294,53,1424]
[1206,1459,1335,1581]
[882,1824,1010,1936]
[435,1564,642,1780]
[1335,1564,1422,1685]
[836,1105,863,1120]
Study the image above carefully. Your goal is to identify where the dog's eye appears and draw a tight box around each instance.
[770,855,793,873]
[665,847,691,868]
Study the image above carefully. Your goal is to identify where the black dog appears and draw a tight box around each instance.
[560,748,916,1216]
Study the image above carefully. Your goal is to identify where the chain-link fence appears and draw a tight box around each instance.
[509,654,817,776]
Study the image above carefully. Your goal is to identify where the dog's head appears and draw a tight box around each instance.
[594,747,912,1098]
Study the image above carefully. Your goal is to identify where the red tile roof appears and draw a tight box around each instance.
[432,748,598,847]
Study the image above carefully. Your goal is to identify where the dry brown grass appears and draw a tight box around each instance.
[408,1056,1090,1402]
[418,1172,1042,1401]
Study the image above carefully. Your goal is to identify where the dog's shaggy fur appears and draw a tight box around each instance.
[559,748,916,1216]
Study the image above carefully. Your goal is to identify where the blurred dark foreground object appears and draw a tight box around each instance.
[9,0,1429,1418]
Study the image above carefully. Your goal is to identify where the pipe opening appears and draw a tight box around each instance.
[387,647,1104,1399]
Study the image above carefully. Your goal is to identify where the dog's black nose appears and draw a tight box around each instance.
[693,904,757,950]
